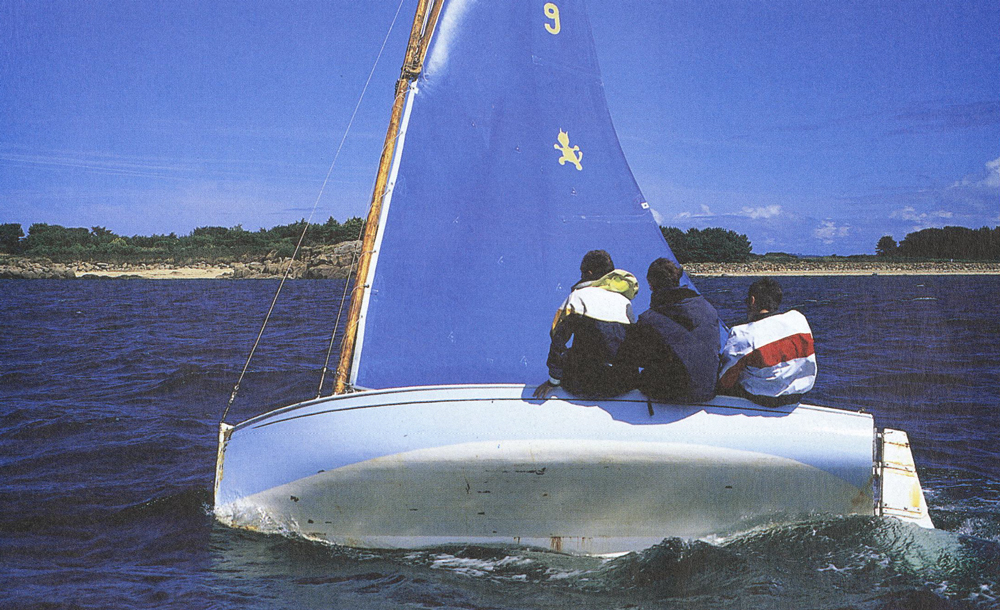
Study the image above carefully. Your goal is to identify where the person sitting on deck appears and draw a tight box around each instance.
[717,277,817,407]
[616,258,721,403]
[533,250,638,399]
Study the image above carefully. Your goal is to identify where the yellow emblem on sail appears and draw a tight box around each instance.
[553,129,582,171]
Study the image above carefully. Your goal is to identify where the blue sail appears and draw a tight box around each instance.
[352,0,685,389]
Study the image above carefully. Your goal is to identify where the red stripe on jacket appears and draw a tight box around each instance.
[747,333,814,368]
[718,333,814,389]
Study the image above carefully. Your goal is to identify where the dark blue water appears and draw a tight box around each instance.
[2,276,998,609]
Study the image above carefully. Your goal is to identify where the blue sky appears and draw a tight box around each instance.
[2,0,997,255]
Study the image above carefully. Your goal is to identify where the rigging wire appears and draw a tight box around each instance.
[315,227,361,397]
[315,84,409,398]
[221,0,410,424]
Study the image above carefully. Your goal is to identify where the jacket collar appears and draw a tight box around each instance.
[650,286,700,310]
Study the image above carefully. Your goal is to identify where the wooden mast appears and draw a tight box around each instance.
[333,0,443,394]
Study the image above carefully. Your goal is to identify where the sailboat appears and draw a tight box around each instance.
[213,0,933,555]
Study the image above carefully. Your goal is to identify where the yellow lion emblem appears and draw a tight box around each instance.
[553,129,582,171]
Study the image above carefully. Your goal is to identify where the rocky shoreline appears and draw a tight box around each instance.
[2,245,999,280]
[0,241,362,280]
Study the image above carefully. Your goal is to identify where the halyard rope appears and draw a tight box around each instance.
[222,0,409,423]
[316,220,363,397]
[316,82,408,397]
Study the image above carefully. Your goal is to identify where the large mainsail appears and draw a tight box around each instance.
[352,0,681,389]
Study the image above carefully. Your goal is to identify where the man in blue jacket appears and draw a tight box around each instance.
[617,258,721,402]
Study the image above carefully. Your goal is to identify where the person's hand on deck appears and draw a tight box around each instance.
[533,380,559,399]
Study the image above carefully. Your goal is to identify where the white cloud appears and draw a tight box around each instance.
[953,156,1000,189]
[890,206,955,230]
[739,204,782,219]
[649,206,665,224]
[672,204,714,221]
[984,157,1000,188]
[814,220,850,244]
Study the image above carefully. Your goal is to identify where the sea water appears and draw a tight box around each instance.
[1,276,998,609]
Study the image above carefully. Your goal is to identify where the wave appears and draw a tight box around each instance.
[0,487,212,535]
[111,487,214,525]
[858,371,978,405]
[0,371,42,389]
[209,515,999,608]
[866,371,967,388]
[144,363,236,396]
[591,517,997,606]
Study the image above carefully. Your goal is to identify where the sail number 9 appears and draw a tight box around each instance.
[544,3,561,34]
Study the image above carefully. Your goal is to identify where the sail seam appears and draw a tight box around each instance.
[349,81,420,388]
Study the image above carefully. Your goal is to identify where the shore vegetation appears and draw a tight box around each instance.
[0,218,363,263]
[874,226,1000,261]
[1,221,997,276]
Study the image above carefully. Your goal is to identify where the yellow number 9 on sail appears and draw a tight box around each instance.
[544,3,561,34]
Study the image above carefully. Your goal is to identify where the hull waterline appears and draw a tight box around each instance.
[212,384,924,555]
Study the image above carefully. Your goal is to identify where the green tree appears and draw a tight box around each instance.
[191,226,231,239]
[897,226,1000,260]
[660,227,690,262]
[90,226,116,241]
[336,217,364,243]
[661,227,752,263]
[875,235,897,258]
[0,223,24,254]
[22,224,92,258]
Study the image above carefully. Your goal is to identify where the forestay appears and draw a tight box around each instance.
[353,0,684,389]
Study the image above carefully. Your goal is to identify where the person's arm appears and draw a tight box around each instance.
[534,303,576,399]
[717,329,751,391]
[615,321,647,370]
[545,310,575,383]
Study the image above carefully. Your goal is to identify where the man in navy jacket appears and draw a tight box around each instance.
[617,258,721,402]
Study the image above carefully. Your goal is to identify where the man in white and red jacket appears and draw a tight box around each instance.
[718,277,816,407]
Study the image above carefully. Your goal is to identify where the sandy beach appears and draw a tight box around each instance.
[78,266,234,280]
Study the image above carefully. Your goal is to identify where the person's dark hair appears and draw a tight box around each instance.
[646,258,684,291]
[748,277,782,311]
[580,250,614,279]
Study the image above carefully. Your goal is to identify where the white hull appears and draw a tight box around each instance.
[211,384,913,554]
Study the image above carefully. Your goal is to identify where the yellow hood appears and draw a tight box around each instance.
[589,269,639,300]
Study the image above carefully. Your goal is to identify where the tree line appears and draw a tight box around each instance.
[0,220,756,264]
[0,218,364,263]
[660,227,753,263]
[7,219,994,264]
[876,226,1000,260]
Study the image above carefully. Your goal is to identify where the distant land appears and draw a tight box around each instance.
[1,221,998,279]
[0,241,361,280]
[3,246,999,280]
[684,260,1000,277]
